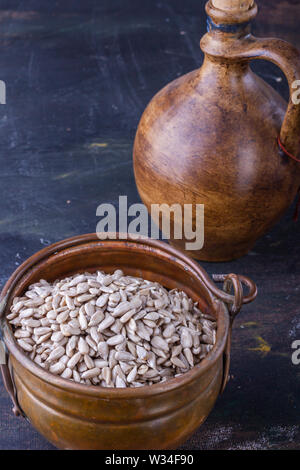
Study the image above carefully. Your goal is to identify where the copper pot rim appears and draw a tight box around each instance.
[2,233,230,399]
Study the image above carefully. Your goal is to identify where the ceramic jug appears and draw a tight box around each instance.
[133,0,300,261]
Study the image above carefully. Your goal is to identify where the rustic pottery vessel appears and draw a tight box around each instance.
[133,0,300,261]
[0,234,257,449]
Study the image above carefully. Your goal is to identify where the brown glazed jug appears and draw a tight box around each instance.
[133,0,300,261]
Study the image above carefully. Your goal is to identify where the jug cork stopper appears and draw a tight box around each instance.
[211,0,254,11]
[206,0,258,24]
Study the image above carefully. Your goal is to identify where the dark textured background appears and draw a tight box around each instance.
[0,0,299,450]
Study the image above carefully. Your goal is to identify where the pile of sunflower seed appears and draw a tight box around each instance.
[8,270,217,388]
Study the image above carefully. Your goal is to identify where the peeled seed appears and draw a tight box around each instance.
[79,311,88,330]
[120,308,136,323]
[67,352,82,369]
[47,310,57,320]
[77,294,95,303]
[78,362,88,373]
[96,294,109,308]
[151,336,169,352]
[11,301,25,314]
[136,345,148,361]
[17,339,33,352]
[136,324,151,342]
[56,310,69,324]
[66,336,77,357]
[183,348,194,367]
[60,324,72,337]
[76,283,89,295]
[171,345,182,357]
[127,341,136,357]
[84,354,94,369]
[19,308,34,318]
[163,324,175,338]
[36,333,51,346]
[88,310,104,326]
[112,301,132,317]
[137,364,148,375]
[110,319,123,335]
[81,367,100,379]
[115,375,126,388]
[115,351,134,362]
[14,329,31,339]
[85,302,95,316]
[69,275,86,287]
[78,337,89,354]
[98,341,109,360]
[127,365,137,383]
[49,361,65,375]
[94,359,109,368]
[89,326,100,343]
[98,315,114,331]
[202,334,214,345]
[61,367,72,379]
[60,354,69,365]
[171,357,187,369]
[51,331,64,343]
[47,346,65,362]
[34,327,52,336]
[102,366,111,385]
[106,334,125,346]
[181,328,193,348]
[23,319,41,328]
[73,370,81,382]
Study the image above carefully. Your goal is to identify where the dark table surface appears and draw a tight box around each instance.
[0,0,299,450]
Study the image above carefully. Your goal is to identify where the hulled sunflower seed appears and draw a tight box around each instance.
[115,351,134,362]
[81,367,100,379]
[67,352,82,369]
[78,337,89,354]
[47,346,65,362]
[107,334,125,346]
[49,361,65,375]
[151,336,169,352]
[115,375,126,388]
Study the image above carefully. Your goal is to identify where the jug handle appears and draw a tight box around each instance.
[229,36,300,158]
[212,273,257,393]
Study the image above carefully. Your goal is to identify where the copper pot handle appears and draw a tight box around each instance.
[0,342,24,417]
[0,363,23,417]
[211,273,257,393]
[212,273,257,319]
[0,294,24,417]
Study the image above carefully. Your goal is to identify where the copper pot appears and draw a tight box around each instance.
[0,234,257,449]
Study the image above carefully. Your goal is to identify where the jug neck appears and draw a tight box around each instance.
[201,1,258,60]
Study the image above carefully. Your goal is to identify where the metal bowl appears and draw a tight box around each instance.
[0,234,257,449]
